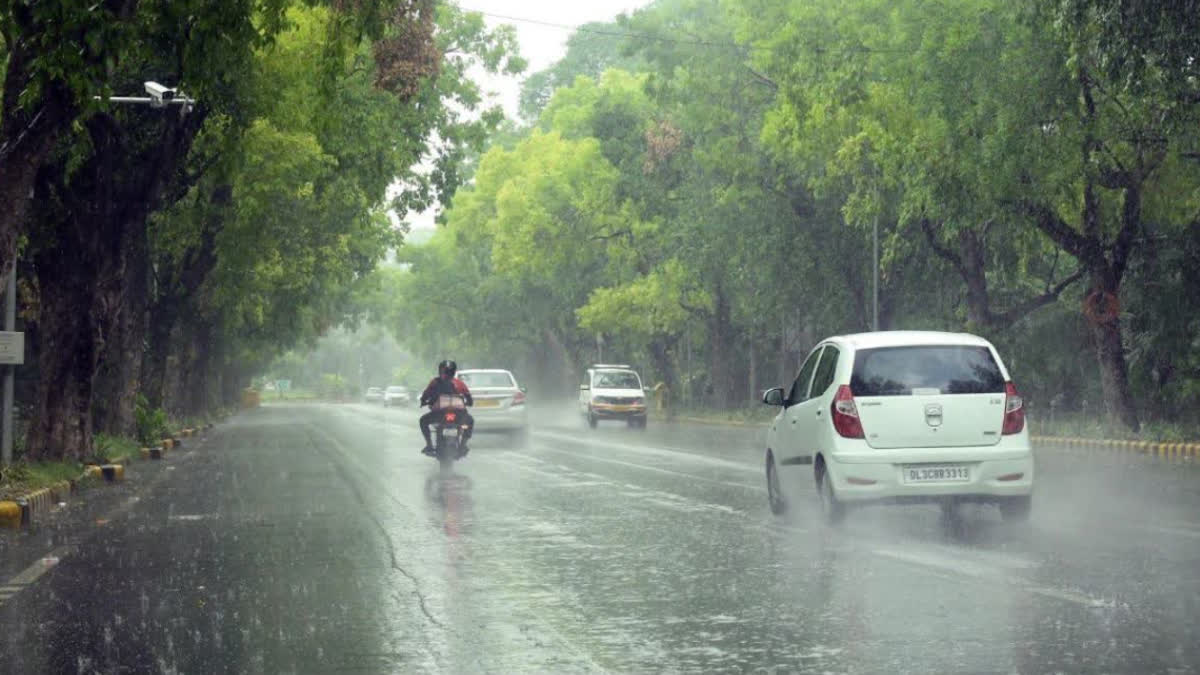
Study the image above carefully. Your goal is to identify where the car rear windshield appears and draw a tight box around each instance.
[459,372,515,388]
[594,371,641,389]
[850,345,1005,396]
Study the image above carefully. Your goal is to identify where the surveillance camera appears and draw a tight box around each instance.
[144,81,176,106]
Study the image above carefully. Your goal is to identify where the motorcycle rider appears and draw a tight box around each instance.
[419,360,474,456]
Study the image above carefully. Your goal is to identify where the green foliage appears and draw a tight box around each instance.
[318,373,355,399]
[134,395,170,445]
[93,434,139,463]
[0,461,84,500]
[355,0,1200,424]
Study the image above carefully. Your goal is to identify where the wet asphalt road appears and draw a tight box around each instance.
[2,403,1199,674]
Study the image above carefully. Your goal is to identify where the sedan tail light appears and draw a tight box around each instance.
[512,391,526,406]
[831,385,865,439]
[1002,381,1024,435]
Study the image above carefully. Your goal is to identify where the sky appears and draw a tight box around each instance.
[403,0,653,231]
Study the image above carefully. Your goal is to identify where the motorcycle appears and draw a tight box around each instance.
[426,394,471,470]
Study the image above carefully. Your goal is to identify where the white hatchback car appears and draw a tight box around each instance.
[457,369,530,442]
[762,331,1033,525]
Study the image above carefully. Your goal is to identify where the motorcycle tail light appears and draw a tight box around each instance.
[445,412,457,422]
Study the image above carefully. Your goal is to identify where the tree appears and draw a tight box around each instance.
[22,0,449,460]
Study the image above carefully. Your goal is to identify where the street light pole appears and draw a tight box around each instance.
[872,210,879,332]
[2,267,15,465]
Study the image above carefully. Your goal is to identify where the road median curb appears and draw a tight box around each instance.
[0,480,68,530]
[648,417,1200,459]
[1032,435,1200,459]
[2,458,135,530]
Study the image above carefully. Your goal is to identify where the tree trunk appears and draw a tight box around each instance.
[142,296,179,410]
[1090,307,1138,431]
[920,220,1084,335]
[143,183,226,409]
[25,237,101,461]
[708,282,733,408]
[0,44,75,282]
[647,336,676,396]
[748,333,758,402]
[542,328,576,397]
[174,319,214,419]
[92,218,150,436]
[220,359,244,408]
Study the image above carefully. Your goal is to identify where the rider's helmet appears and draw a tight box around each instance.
[438,359,458,378]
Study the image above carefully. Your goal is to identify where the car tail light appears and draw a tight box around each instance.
[512,391,526,406]
[831,385,864,439]
[1002,381,1024,435]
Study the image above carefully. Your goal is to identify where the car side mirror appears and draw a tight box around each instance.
[520,386,527,393]
[580,384,590,391]
[762,387,785,407]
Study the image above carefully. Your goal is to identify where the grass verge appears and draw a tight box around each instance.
[1029,413,1200,443]
[0,461,84,500]
[653,405,776,426]
[94,433,140,462]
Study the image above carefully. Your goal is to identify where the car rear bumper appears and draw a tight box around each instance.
[471,405,529,431]
[824,451,1034,503]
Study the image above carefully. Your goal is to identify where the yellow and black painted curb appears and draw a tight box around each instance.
[2,456,136,530]
[83,464,125,482]
[1031,435,1200,459]
[0,480,72,530]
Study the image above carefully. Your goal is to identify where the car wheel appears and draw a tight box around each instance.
[816,460,845,526]
[999,495,1032,523]
[766,451,788,516]
[587,409,598,429]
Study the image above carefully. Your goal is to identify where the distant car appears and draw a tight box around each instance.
[457,369,529,442]
[761,331,1033,525]
[364,387,384,403]
[579,364,647,429]
[383,386,410,407]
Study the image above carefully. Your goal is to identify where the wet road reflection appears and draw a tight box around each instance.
[1,403,1197,673]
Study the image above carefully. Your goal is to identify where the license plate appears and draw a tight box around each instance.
[476,399,500,408]
[903,464,970,484]
[606,405,632,412]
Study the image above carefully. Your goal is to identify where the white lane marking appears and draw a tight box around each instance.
[533,429,760,475]
[872,547,1106,607]
[526,443,764,492]
[0,545,74,605]
[169,514,214,521]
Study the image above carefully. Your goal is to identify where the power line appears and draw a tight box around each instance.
[458,6,910,55]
